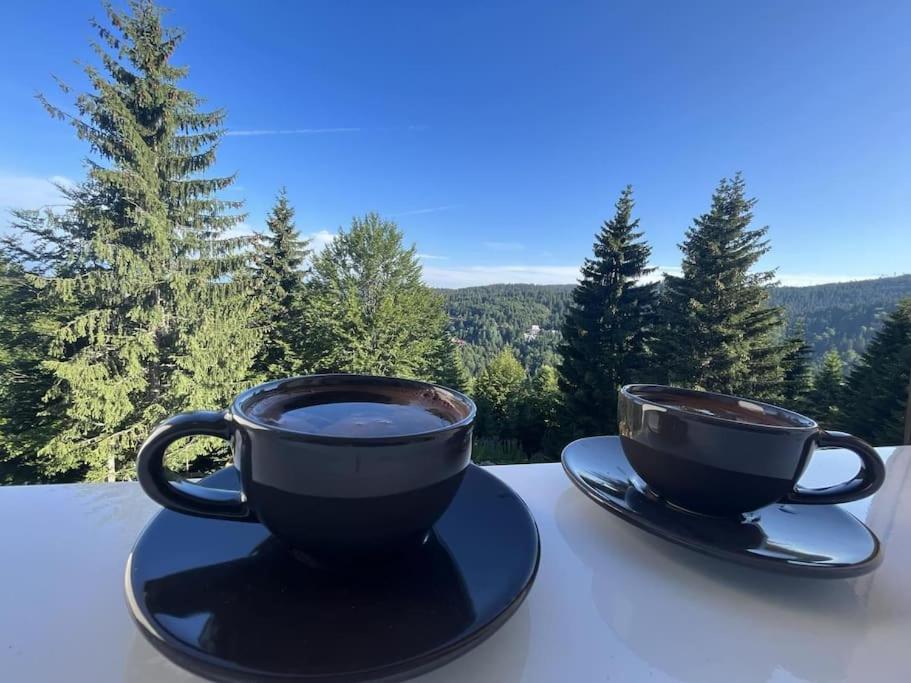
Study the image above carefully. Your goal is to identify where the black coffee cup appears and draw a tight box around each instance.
[618,384,886,516]
[137,375,475,557]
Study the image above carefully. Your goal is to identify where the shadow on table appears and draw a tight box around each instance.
[554,483,903,683]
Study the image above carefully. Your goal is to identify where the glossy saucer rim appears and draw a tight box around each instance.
[562,436,882,579]
[125,464,540,682]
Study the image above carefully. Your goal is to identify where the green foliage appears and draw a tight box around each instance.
[443,284,571,376]
[425,335,473,393]
[4,0,259,481]
[473,348,527,439]
[658,174,787,400]
[839,299,911,444]
[300,213,448,377]
[780,322,815,414]
[474,358,565,463]
[252,189,311,377]
[443,275,911,381]
[808,350,845,427]
[0,258,72,483]
[771,275,911,362]
[471,438,528,465]
[516,365,564,460]
[559,186,657,436]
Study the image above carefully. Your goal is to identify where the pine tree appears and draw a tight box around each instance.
[474,348,527,439]
[300,213,447,377]
[252,189,310,377]
[426,335,472,393]
[0,257,62,482]
[1,206,91,482]
[559,186,657,436]
[808,350,845,427]
[659,174,786,400]
[839,299,911,444]
[7,0,259,481]
[781,321,814,414]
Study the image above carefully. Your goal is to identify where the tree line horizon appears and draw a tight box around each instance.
[1,1,909,483]
[442,275,911,382]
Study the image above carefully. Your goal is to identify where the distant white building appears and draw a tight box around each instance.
[523,325,542,341]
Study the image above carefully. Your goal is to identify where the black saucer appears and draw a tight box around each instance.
[126,465,539,682]
[562,436,881,578]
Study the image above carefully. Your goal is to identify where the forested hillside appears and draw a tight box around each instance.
[769,275,911,362]
[441,284,573,375]
[445,275,911,375]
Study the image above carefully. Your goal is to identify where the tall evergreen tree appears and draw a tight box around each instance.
[252,189,310,377]
[6,0,259,481]
[808,350,845,427]
[425,335,472,394]
[659,174,786,400]
[559,186,657,436]
[839,299,911,444]
[781,321,814,414]
[474,347,527,439]
[300,213,448,377]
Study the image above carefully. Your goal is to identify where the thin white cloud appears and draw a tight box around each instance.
[0,173,75,211]
[482,241,525,251]
[305,229,337,254]
[423,264,580,288]
[422,262,888,289]
[393,205,458,217]
[374,124,431,133]
[225,128,361,137]
[646,266,881,287]
[417,253,448,261]
[775,272,881,287]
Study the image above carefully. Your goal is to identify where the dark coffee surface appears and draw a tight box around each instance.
[249,388,458,437]
[639,390,797,427]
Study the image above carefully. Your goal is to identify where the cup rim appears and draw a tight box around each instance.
[231,374,477,443]
[620,384,818,432]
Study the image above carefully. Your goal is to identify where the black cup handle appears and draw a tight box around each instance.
[782,430,886,505]
[136,411,257,521]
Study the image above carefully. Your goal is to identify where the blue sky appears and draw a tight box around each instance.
[1,0,909,287]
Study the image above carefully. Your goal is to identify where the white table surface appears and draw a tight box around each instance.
[1,445,908,683]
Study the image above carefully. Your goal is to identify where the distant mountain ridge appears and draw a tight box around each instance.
[769,274,911,360]
[441,274,911,373]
